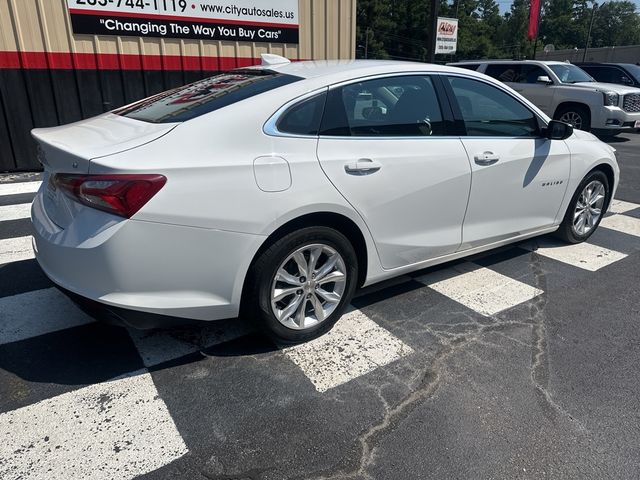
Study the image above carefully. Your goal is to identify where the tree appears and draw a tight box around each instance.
[354,0,640,62]
[591,1,640,47]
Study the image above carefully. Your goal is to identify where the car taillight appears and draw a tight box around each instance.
[54,173,167,218]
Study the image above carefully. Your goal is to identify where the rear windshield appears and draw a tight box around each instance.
[115,70,301,123]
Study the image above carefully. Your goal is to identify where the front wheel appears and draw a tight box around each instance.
[555,170,610,244]
[244,227,358,344]
[555,105,591,131]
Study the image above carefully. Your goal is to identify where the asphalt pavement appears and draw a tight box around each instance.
[1,133,639,480]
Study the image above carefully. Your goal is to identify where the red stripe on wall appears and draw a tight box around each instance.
[68,8,298,29]
[0,51,269,71]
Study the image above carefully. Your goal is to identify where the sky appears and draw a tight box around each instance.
[496,0,640,13]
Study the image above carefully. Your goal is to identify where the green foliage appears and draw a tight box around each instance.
[355,0,640,62]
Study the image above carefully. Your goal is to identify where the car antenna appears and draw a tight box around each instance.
[261,54,291,66]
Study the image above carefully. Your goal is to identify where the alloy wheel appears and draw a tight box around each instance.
[270,243,347,330]
[573,180,606,236]
[559,111,583,130]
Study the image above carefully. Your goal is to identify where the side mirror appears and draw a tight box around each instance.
[537,75,553,85]
[545,120,574,140]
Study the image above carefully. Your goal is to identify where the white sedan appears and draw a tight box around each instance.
[31,55,619,343]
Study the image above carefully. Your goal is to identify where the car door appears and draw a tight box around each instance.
[316,74,472,270]
[443,75,571,250]
[514,64,556,115]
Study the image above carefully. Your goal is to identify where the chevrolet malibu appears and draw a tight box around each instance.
[31,55,619,343]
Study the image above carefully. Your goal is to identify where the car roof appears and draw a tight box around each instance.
[245,59,489,82]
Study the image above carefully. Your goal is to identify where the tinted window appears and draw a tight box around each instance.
[448,76,540,137]
[581,66,634,85]
[485,64,522,83]
[620,64,640,82]
[116,70,301,123]
[277,93,326,135]
[521,65,549,83]
[320,76,446,137]
[486,64,549,84]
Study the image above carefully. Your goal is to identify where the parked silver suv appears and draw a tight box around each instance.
[450,60,640,136]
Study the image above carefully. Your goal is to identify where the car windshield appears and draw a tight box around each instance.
[116,69,301,123]
[549,64,595,83]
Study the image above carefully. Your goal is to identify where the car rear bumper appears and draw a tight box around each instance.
[32,191,265,324]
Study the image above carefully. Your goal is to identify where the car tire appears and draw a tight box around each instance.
[554,105,591,131]
[555,170,610,244]
[244,226,358,344]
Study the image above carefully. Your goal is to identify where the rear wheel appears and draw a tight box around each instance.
[245,227,358,344]
[555,105,590,131]
[555,170,610,244]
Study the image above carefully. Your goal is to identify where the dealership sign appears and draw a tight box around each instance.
[435,17,458,54]
[66,0,299,43]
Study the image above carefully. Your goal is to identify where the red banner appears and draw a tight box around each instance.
[528,0,542,40]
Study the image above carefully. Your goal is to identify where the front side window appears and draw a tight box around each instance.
[447,76,540,137]
[609,68,632,84]
[116,70,301,123]
[320,75,446,137]
[521,65,550,83]
[621,64,640,83]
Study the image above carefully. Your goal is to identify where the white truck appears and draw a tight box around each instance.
[450,60,640,136]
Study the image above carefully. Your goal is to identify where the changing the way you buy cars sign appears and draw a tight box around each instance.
[66,0,299,43]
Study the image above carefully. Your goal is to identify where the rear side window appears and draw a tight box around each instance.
[116,70,301,123]
[320,75,446,137]
[276,92,327,136]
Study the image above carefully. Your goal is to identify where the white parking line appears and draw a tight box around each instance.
[609,199,640,215]
[600,214,640,238]
[0,236,34,265]
[0,203,32,221]
[416,263,543,316]
[283,310,414,392]
[0,181,41,196]
[0,288,95,346]
[0,371,188,480]
[523,239,627,272]
[129,319,250,368]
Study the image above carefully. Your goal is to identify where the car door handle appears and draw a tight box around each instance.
[344,158,382,175]
[474,152,500,166]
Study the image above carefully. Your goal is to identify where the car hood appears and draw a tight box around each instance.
[572,81,640,95]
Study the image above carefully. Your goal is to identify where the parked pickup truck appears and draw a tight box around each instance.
[449,60,640,136]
